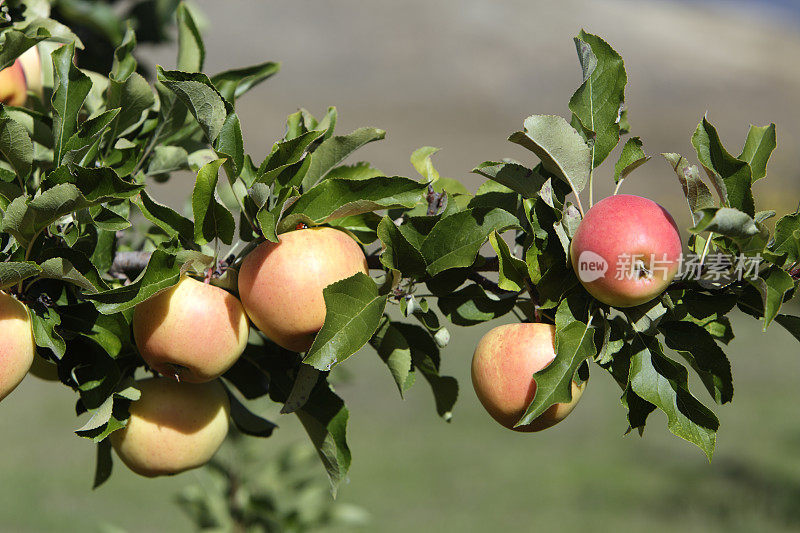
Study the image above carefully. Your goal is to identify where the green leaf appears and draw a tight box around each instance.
[157,67,228,143]
[751,269,795,330]
[775,314,800,343]
[692,116,754,216]
[2,185,88,246]
[663,153,715,225]
[176,3,205,72]
[280,364,321,414]
[738,123,776,182]
[287,176,426,223]
[328,212,381,245]
[690,207,759,240]
[214,111,244,177]
[771,211,800,267]
[211,61,281,103]
[437,284,515,326]
[303,273,387,371]
[0,110,33,181]
[613,137,649,184]
[30,307,65,358]
[83,250,212,314]
[660,321,733,404]
[51,43,92,167]
[472,161,546,198]
[301,127,386,189]
[0,261,41,290]
[627,334,718,459]
[146,145,189,176]
[134,190,195,243]
[569,30,627,167]
[376,216,427,279]
[516,297,595,426]
[106,72,154,135]
[39,256,99,293]
[326,161,384,181]
[488,230,526,291]
[227,394,277,437]
[60,109,120,167]
[508,115,591,195]
[410,146,440,182]
[370,318,416,397]
[192,159,235,245]
[421,207,520,276]
[0,30,48,70]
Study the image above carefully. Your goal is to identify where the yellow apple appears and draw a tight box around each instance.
[133,276,249,383]
[110,377,230,477]
[0,59,28,107]
[471,323,585,432]
[0,291,35,401]
[237,227,369,352]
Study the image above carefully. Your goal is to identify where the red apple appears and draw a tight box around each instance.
[0,291,35,401]
[570,194,682,307]
[238,227,369,352]
[471,323,585,432]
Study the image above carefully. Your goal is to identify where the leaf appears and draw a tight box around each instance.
[157,67,228,143]
[488,230,527,291]
[775,314,800,343]
[569,30,627,167]
[508,115,591,195]
[176,3,205,72]
[437,284,515,326]
[301,127,386,189]
[51,43,92,166]
[410,146,440,182]
[692,116,754,216]
[0,261,41,290]
[369,318,416,397]
[326,161,384,181]
[516,297,595,426]
[134,190,195,243]
[227,394,277,437]
[690,207,759,240]
[663,153,715,225]
[61,109,120,167]
[214,112,244,178]
[146,145,189,176]
[0,110,33,180]
[771,211,800,266]
[660,321,733,404]
[83,250,212,314]
[738,123,776,182]
[421,207,520,276]
[472,161,546,198]
[613,137,649,184]
[211,61,281,103]
[376,216,427,279]
[303,273,388,371]
[328,212,381,245]
[106,72,154,136]
[287,176,426,223]
[627,334,718,459]
[751,269,795,330]
[39,256,99,293]
[192,159,235,245]
[280,364,321,414]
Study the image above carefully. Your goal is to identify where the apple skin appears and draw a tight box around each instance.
[471,323,585,432]
[570,194,682,308]
[238,227,369,352]
[0,291,35,401]
[133,276,249,383]
[0,59,28,107]
[18,46,42,101]
[110,377,230,478]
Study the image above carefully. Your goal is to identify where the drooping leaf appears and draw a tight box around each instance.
[508,115,591,196]
[376,216,427,279]
[613,137,649,185]
[472,161,546,199]
[176,3,205,73]
[157,67,228,143]
[51,43,92,166]
[0,110,34,181]
[212,61,281,103]
[738,123,776,182]
[0,261,41,290]
[192,159,235,245]
[301,127,386,189]
[663,153,715,225]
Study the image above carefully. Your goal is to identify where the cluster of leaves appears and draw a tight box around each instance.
[470,30,800,460]
[0,1,493,495]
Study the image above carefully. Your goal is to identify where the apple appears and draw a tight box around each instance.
[133,275,249,383]
[238,227,369,352]
[471,323,585,432]
[0,291,35,401]
[569,194,682,307]
[0,59,28,107]
[18,46,42,101]
[110,377,230,477]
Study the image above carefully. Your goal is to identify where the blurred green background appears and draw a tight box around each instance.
[4,0,800,531]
